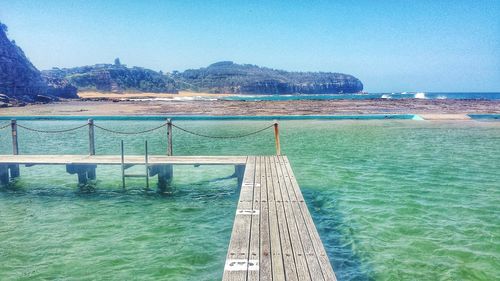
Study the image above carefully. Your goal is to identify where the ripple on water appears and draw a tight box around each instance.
[1,120,499,280]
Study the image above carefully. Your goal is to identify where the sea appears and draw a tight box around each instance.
[0,119,499,280]
[221,92,500,101]
[126,92,500,102]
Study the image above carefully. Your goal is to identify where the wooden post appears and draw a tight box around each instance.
[88,119,95,155]
[121,140,125,190]
[10,119,20,178]
[87,119,96,180]
[274,120,281,156]
[167,118,173,156]
[145,140,149,190]
[11,119,18,155]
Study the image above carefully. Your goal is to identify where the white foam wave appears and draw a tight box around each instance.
[414,92,427,99]
[436,95,447,100]
[381,94,392,99]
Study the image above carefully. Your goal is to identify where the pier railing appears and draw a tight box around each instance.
[1,119,281,156]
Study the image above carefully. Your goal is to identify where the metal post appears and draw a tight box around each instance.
[274,120,281,156]
[145,140,149,190]
[88,119,95,155]
[121,140,125,190]
[167,118,173,156]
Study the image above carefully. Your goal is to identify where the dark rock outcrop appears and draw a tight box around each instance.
[0,22,78,103]
[174,61,363,94]
[0,22,48,103]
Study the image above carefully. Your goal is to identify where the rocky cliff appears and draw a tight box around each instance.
[174,61,363,94]
[0,22,47,104]
[0,22,77,105]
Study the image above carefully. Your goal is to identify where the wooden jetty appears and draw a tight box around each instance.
[0,119,336,280]
[223,155,336,281]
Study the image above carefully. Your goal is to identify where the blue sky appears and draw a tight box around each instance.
[1,0,499,92]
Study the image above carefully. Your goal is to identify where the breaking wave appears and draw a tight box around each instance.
[414,92,427,99]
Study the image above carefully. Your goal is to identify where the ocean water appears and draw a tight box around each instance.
[221,92,500,101]
[0,120,499,280]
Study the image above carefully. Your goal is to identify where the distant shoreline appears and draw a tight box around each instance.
[1,97,499,121]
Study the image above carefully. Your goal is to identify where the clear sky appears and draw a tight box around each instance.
[1,0,499,92]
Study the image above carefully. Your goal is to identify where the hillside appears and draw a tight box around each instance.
[1,22,363,104]
[42,59,178,94]
[0,22,77,105]
[174,61,363,94]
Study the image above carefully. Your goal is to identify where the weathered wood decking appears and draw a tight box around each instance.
[0,155,247,165]
[223,156,336,281]
[0,154,336,280]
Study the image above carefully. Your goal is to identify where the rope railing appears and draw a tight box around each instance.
[0,122,10,130]
[172,123,274,139]
[2,119,282,155]
[16,123,88,133]
[94,123,168,135]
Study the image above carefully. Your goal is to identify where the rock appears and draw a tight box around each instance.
[174,61,364,94]
[44,75,78,98]
[0,93,9,102]
[0,22,48,102]
[34,94,58,103]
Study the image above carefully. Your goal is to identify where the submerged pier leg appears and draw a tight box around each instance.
[66,164,95,188]
[150,165,173,193]
[87,165,97,180]
[77,170,88,185]
[9,165,20,178]
[0,165,9,187]
[234,165,245,188]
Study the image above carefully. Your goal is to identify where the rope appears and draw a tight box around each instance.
[172,123,274,139]
[94,123,167,135]
[17,123,88,133]
[0,122,10,130]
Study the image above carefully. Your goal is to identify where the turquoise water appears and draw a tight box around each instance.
[0,120,499,280]
[222,92,500,101]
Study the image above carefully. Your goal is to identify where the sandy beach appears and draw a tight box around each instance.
[0,93,499,120]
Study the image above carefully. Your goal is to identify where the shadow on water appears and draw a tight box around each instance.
[303,187,375,281]
[0,177,239,203]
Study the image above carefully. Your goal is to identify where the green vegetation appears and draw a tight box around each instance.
[42,63,178,93]
[174,61,363,94]
[42,61,363,95]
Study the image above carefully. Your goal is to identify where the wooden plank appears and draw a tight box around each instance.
[247,156,261,281]
[277,156,324,281]
[273,156,312,281]
[266,156,285,281]
[0,155,247,165]
[269,156,298,281]
[281,156,337,281]
[223,156,256,281]
[259,156,272,281]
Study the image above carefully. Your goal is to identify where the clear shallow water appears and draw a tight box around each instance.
[0,120,499,280]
